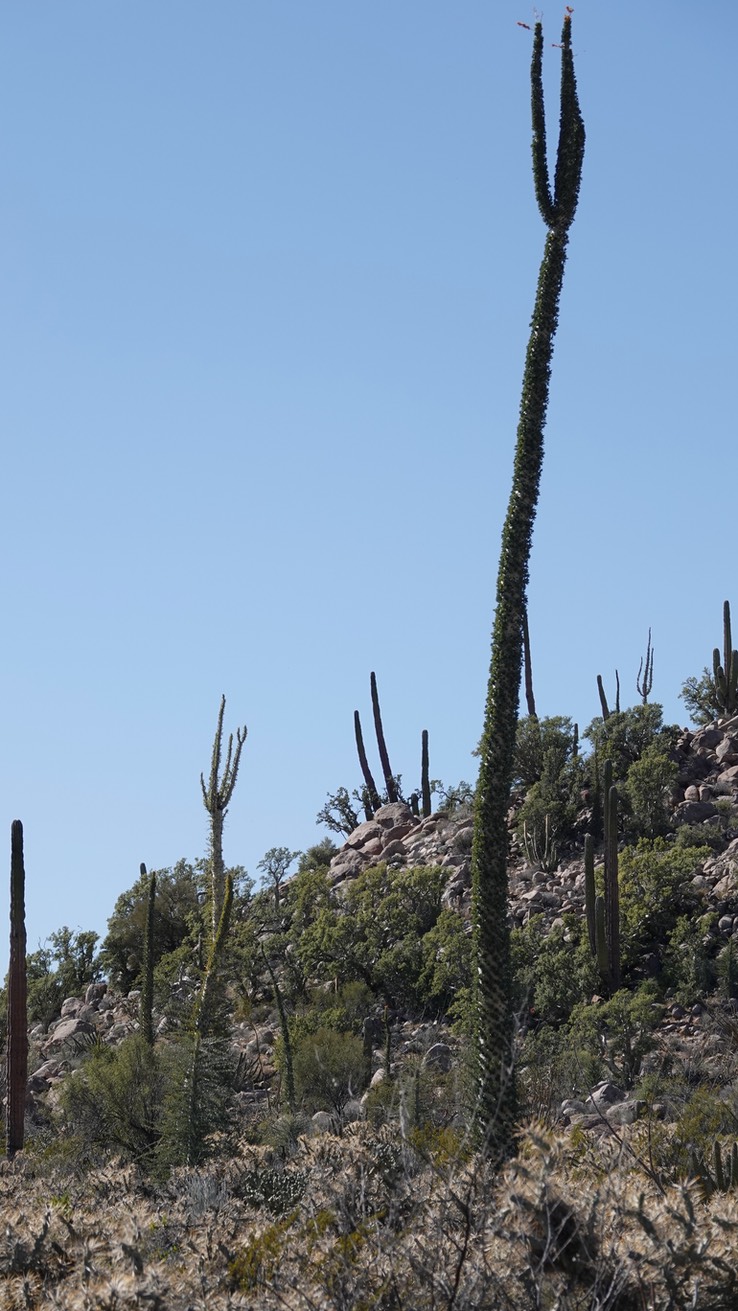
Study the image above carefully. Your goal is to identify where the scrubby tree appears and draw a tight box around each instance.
[258,846,301,910]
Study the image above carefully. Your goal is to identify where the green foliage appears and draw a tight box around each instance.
[297,840,340,874]
[288,981,376,1041]
[567,984,661,1088]
[59,1033,164,1167]
[680,670,720,726]
[666,1087,738,1180]
[512,916,598,1026]
[623,745,678,838]
[662,914,717,1002]
[27,927,101,1028]
[513,715,578,789]
[157,1029,237,1171]
[291,1027,366,1119]
[515,740,585,857]
[100,858,251,997]
[229,1215,296,1292]
[417,909,472,1021]
[258,846,301,907]
[518,1022,604,1118]
[296,864,447,1011]
[583,704,676,784]
[316,786,363,837]
[618,839,710,972]
[99,860,204,992]
[430,780,474,815]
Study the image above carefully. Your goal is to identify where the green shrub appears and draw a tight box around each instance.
[512,916,598,1026]
[662,914,717,1002]
[518,1023,604,1116]
[513,715,579,789]
[584,704,677,783]
[680,670,721,726]
[624,745,678,837]
[58,1033,164,1166]
[618,839,711,972]
[567,984,661,1088]
[291,1028,367,1120]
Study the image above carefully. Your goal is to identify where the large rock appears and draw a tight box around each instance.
[373,803,415,830]
[673,800,718,825]
[43,1017,96,1051]
[329,849,369,884]
[345,821,383,850]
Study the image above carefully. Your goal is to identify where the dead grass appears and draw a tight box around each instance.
[0,1123,736,1309]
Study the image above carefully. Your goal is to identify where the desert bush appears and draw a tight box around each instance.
[584,703,678,783]
[513,714,579,788]
[624,744,678,837]
[512,915,598,1026]
[58,1033,164,1167]
[618,838,711,971]
[567,984,661,1088]
[290,1027,366,1122]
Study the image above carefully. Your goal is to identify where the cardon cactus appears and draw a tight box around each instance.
[713,601,738,716]
[139,864,156,1047]
[6,820,28,1159]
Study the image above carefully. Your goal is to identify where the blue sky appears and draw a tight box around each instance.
[1,1,736,972]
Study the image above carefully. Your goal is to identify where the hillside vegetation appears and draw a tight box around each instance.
[3,649,738,1306]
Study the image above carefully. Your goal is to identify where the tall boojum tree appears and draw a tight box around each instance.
[471,13,584,1156]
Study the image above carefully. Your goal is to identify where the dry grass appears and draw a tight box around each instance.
[0,1124,736,1309]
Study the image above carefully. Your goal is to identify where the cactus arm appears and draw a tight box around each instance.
[522,607,537,719]
[354,710,381,816]
[421,729,432,818]
[139,865,156,1047]
[584,834,596,957]
[595,896,609,980]
[597,675,611,722]
[370,672,398,803]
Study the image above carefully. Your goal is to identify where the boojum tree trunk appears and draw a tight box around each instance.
[471,14,584,1158]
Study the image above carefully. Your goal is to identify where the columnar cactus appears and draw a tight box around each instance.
[603,761,621,991]
[6,820,28,1159]
[583,833,596,956]
[139,864,156,1047]
[471,13,584,1156]
[200,695,247,940]
[183,873,234,1164]
[421,729,432,818]
[370,672,398,803]
[354,710,381,817]
[597,670,620,722]
[713,601,738,716]
[262,944,295,1113]
[637,628,654,704]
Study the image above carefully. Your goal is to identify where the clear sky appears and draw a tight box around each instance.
[1,1,736,974]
